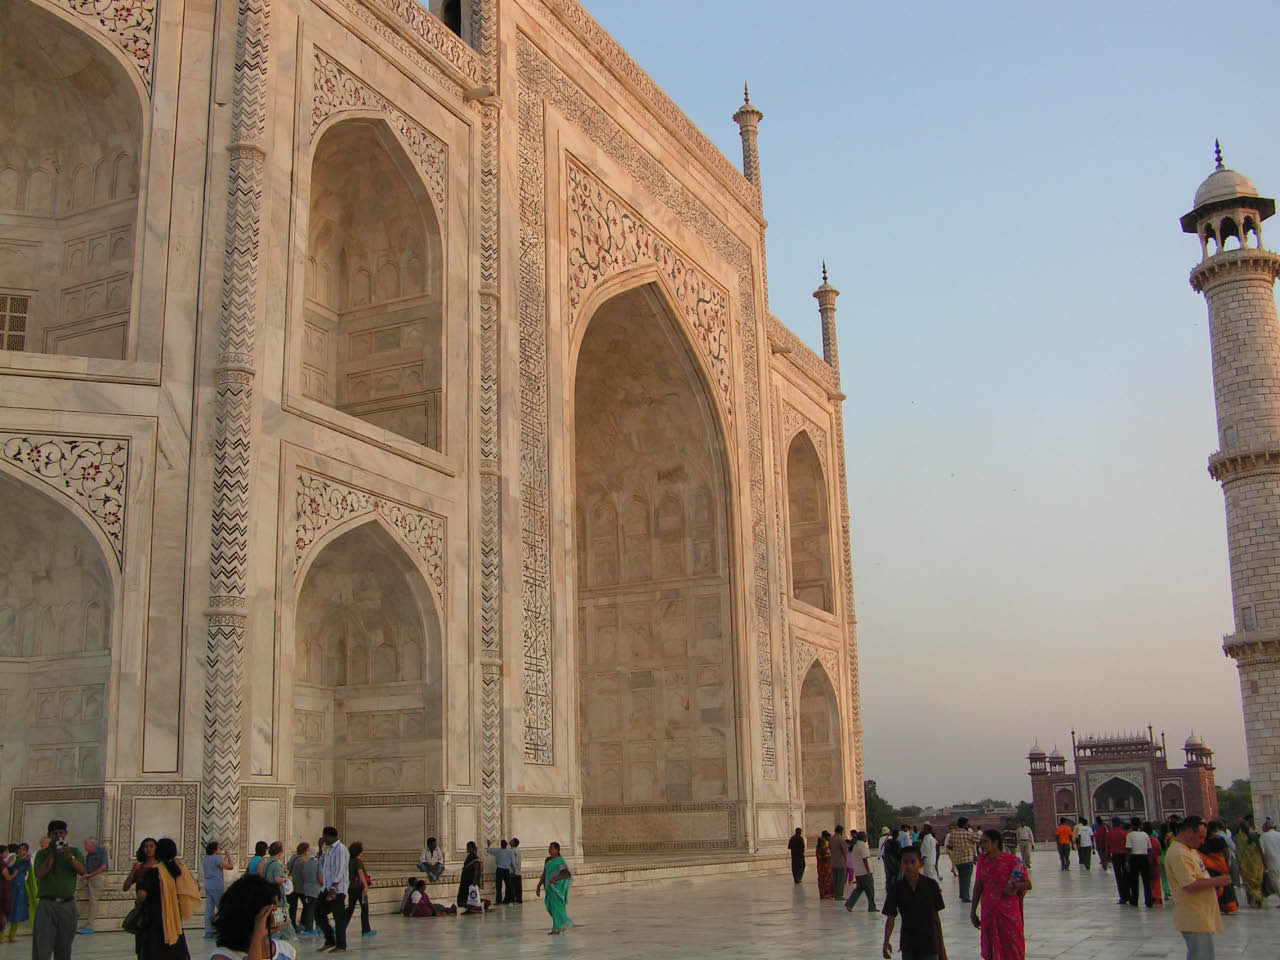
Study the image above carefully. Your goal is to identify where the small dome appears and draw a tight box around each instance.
[1028,741,1046,758]
[1194,166,1259,209]
[1185,732,1203,749]
[1048,746,1064,760]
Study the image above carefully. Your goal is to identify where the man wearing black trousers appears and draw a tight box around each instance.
[788,828,806,883]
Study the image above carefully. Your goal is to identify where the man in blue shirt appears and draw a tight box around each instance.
[486,839,514,905]
[77,838,109,934]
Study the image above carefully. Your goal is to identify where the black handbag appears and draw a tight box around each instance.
[121,904,147,935]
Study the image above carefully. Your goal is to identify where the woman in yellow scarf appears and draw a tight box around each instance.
[135,838,198,960]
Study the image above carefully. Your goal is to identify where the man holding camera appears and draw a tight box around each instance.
[32,820,86,960]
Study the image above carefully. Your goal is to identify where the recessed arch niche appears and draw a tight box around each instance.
[786,431,834,612]
[573,282,737,853]
[302,118,444,451]
[0,0,143,359]
[0,470,112,798]
[292,519,443,845]
[798,660,842,833]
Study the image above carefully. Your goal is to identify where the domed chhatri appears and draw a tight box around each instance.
[1184,731,1203,750]
[1028,742,1046,758]
[1180,140,1276,243]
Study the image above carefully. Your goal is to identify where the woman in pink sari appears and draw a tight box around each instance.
[970,829,1032,960]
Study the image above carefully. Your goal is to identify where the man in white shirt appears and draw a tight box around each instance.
[1259,822,1280,905]
[1015,822,1035,871]
[316,826,350,952]
[417,837,445,883]
[1124,818,1154,907]
[1074,817,1093,870]
[843,830,877,912]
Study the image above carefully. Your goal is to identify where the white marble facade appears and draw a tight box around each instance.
[0,0,861,866]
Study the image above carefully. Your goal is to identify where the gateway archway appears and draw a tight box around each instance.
[573,283,738,854]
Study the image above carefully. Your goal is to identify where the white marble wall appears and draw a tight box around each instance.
[0,0,861,862]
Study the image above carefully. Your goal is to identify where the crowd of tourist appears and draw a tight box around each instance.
[0,817,576,960]
[792,812,1280,960]
[10,808,1280,960]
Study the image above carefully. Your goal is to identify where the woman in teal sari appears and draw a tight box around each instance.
[535,842,572,934]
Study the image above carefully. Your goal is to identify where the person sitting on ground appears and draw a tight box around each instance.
[416,838,445,883]
[406,879,456,917]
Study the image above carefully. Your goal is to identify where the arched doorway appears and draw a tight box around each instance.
[0,0,143,359]
[786,432,833,612]
[304,118,444,450]
[1093,777,1145,816]
[0,470,112,836]
[573,283,737,854]
[798,661,843,833]
[292,521,443,852]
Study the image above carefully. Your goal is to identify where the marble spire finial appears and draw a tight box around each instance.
[822,260,828,284]
[1215,139,1223,169]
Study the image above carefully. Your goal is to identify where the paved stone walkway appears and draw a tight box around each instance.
[42,851,1280,959]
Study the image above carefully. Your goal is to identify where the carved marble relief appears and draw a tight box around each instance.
[565,159,732,416]
[779,403,829,465]
[311,50,447,211]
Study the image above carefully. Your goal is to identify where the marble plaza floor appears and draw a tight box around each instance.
[44,851,1280,959]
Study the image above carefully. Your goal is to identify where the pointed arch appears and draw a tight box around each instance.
[0,469,113,795]
[291,517,444,846]
[572,279,740,853]
[301,115,444,451]
[798,659,844,831]
[786,429,835,613]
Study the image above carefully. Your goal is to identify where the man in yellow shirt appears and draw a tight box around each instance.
[1163,816,1229,960]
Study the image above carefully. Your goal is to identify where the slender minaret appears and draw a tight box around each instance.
[733,84,764,200]
[813,261,840,373]
[1183,142,1280,822]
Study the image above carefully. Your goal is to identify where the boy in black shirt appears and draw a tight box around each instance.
[881,845,947,960]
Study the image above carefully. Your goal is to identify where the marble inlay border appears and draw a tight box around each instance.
[311,49,447,210]
[293,470,445,602]
[11,787,105,843]
[117,782,199,860]
[238,785,289,855]
[0,434,128,564]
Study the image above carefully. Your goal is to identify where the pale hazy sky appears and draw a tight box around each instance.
[583,0,1280,805]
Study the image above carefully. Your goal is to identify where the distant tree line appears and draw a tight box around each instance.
[863,780,1035,838]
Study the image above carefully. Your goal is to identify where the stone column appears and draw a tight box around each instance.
[813,263,839,373]
[202,0,272,850]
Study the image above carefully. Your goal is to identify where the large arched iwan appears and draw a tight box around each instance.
[572,282,740,855]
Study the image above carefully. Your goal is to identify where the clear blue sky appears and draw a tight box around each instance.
[584,0,1280,805]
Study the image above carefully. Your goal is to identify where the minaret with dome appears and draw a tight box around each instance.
[1183,143,1280,824]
